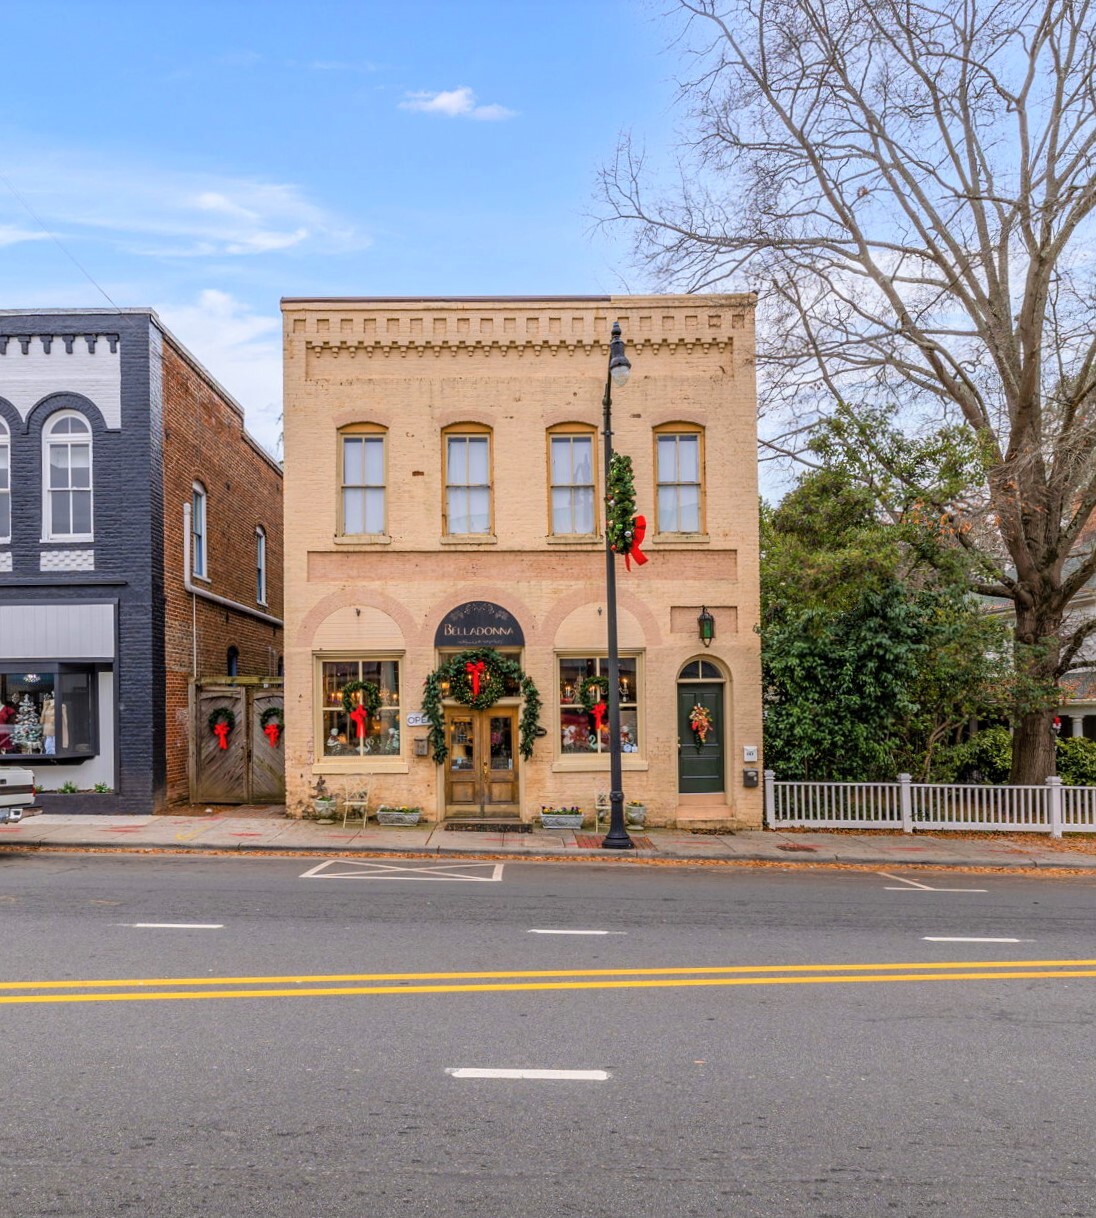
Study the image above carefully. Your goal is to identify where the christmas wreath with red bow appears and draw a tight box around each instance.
[577,674,610,735]
[341,680,382,741]
[422,647,542,764]
[208,706,236,750]
[260,706,284,748]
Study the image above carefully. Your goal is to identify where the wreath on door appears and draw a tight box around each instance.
[423,648,542,764]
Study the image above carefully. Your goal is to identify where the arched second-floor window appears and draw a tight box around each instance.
[0,418,10,543]
[192,481,208,578]
[226,646,239,678]
[256,526,267,605]
[43,412,93,541]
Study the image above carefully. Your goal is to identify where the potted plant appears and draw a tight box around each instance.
[539,805,584,829]
[312,776,337,822]
[376,805,423,826]
[625,800,647,828]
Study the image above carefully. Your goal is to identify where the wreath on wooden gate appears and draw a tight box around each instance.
[208,707,236,751]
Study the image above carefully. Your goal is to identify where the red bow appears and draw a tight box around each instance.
[349,703,370,739]
[263,722,281,748]
[625,515,649,571]
[213,722,230,750]
[592,701,607,733]
[465,660,487,698]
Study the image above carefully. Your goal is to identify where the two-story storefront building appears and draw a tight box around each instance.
[281,294,761,828]
[0,309,283,812]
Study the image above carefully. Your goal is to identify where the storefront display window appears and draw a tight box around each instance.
[0,667,98,760]
[558,656,640,755]
[320,658,401,757]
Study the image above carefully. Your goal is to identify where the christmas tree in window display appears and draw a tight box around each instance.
[11,695,43,754]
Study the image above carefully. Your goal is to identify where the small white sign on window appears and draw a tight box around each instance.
[406,712,431,727]
[743,745,758,763]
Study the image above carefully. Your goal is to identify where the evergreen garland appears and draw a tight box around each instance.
[606,453,638,558]
[423,647,542,764]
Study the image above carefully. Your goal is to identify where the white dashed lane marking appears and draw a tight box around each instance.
[446,1069,609,1081]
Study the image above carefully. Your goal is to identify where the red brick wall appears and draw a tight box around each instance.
[161,335,284,805]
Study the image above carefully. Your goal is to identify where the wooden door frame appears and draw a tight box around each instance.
[442,703,521,817]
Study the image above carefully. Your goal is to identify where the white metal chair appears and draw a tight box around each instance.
[593,789,610,831]
[341,782,370,827]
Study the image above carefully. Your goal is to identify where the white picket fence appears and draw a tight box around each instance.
[763,770,1096,838]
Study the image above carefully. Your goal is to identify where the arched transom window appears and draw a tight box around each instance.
[44,412,93,541]
[0,418,10,543]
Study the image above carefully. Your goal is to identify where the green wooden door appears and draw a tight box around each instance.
[677,683,724,794]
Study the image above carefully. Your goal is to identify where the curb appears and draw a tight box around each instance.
[6,838,1096,871]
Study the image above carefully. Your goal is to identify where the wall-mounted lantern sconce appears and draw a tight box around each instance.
[439,678,451,696]
[698,606,715,648]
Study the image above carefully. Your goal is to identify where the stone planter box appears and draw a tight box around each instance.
[314,799,337,823]
[626,804,647,827]
[377,808,422,827]
[539,812,584,829]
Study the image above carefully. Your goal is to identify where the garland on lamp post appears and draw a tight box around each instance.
[606,453,648,569]
[422,647,542,764]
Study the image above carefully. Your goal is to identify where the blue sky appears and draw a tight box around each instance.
[0,0,681,456]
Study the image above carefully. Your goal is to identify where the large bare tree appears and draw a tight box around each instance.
[602,0,1096,781]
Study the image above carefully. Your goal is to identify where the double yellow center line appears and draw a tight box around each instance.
[1,958,1095,1005]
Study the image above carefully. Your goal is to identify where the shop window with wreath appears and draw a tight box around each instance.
[557,656,640,756]
[318,658,401,757]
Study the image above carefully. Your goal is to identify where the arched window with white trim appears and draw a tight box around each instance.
[43,412,93,541]
[192,481,208,578]
[0,418,10,543]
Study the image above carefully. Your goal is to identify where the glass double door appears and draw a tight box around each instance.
[444,708,520,817]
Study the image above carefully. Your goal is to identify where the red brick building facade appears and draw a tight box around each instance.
[161,335,284,805]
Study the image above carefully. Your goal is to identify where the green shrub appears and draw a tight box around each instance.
[930,726,1012,784]
[1056,737,1096,786]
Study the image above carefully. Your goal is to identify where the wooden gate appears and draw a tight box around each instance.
[190,681,285,805]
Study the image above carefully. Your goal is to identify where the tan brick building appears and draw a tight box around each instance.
[281,295,761,828]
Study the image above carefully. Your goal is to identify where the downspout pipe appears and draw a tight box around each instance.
[182,502,284,630]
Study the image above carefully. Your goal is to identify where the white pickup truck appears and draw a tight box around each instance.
[0,767,35,824]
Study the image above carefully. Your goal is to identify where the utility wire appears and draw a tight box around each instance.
[0,169,118,308]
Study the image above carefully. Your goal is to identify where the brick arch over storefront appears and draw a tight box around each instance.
[539,586,663,650]
[296,587,417,649]
[422,587,538,651]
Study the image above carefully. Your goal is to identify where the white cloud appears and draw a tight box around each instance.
[399,86,516,121]
[156,290,283,459]
[0,224,49,248]
[0,149,365,259]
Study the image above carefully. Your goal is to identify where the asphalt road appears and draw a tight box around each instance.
[2,852,1096,1217]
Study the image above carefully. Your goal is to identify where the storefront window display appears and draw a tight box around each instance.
[558,656,640,756]
[320,658,400,757]
[0,667,97,760]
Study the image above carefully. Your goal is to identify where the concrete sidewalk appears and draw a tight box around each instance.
[4,809,1096,869]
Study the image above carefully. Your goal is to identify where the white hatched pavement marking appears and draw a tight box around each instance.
[300,860,504,881]
[122,924,224,929]
[528,929,626,936]
[923,937,1025,943]
[446,1069,609,1081]
[879,872,988,893]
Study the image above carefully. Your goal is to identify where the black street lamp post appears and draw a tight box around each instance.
[601,321,636,851]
